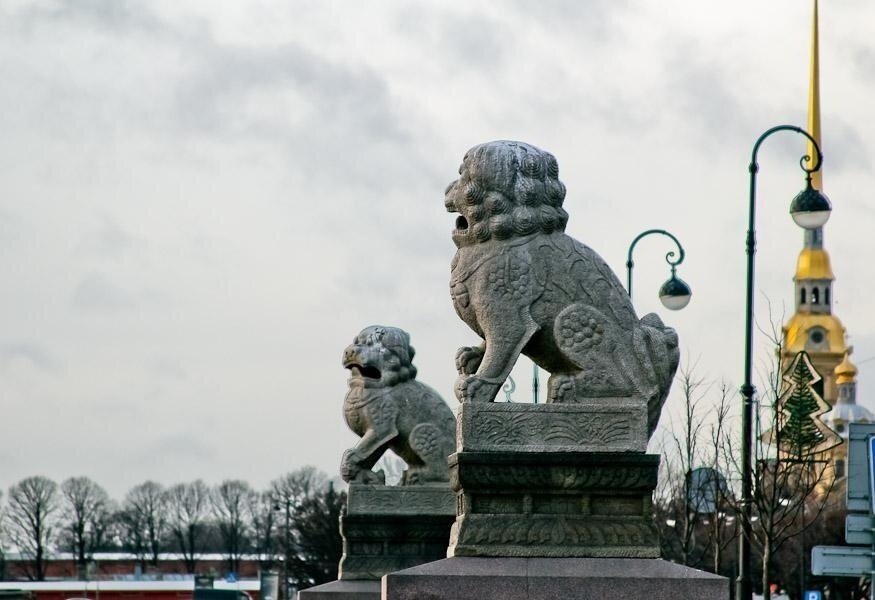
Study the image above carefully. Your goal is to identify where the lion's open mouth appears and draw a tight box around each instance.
[455,215,468,231]
[348,364,382,380]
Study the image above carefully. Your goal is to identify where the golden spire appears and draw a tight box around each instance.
[807,0,823,190]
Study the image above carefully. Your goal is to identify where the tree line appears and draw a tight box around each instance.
[0,466,344,590]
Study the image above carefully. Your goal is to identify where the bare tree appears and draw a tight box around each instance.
[0,490,7,580]
[270,467,329,598]
[165,480,210,574]
[727,318,840,600]
[657,361,710,568]
[115,505,148,568]
[122,481,167,567]
[212,480,253,575]
[704,382,738,576]
[248,490,277,564]
[59,476,111,578]
[6,476,59,580]
[287,481,345,591]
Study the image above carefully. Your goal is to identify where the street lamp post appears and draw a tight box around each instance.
[283,499,291,600]
[626,229,692,310]
[737,125,830,600]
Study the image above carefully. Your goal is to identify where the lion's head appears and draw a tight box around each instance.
[444,140,569,248]
[342,325,417,388]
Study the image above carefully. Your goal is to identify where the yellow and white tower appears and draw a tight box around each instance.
[781,0,872,481]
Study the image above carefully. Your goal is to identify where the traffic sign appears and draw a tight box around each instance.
[805,591,822,600]
[812,545,874,576]
[848,514,875,546]
[870,434,875,514]
[848,424,875,512]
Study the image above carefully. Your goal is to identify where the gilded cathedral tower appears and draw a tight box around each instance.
[780,0,872,481]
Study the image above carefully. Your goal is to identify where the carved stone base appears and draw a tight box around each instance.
[447,451,660,558]
[338,484,456,580]
[382,557,728,600]
[456,401,648,453]
[296,579,380,600]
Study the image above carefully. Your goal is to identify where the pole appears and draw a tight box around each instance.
[737,125,823,600]
[532,362,539,404]
[284,499,290,600]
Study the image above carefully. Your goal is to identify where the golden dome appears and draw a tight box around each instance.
[783,313,846,354]
[835,353,858,384]
[795,248,834,281]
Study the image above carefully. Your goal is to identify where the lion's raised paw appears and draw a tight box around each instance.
[455,345,485,375]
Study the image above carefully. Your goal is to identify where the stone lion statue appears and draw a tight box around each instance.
[341,325,456,485]
[446,140,679,437]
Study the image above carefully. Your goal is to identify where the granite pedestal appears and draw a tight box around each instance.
[382,403,728,599]
[299,484,455,600]
[382,557,728,600]
[449,402,658,559]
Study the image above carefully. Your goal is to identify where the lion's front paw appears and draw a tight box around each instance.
[455,374,500,402]
[455,345,485,375]
[340,449,360,483]
[357,469,386,485]
[341,450,386,484]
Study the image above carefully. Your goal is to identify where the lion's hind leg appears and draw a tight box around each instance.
[546,373,577,403]
[549,303,636,402]
[404,422,452,484]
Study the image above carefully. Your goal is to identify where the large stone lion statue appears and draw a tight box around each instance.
[446,140,679,437]
[341,325,456,485]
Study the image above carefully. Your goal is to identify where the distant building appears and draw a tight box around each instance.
[2,553,267,582]
[0,578,260,600]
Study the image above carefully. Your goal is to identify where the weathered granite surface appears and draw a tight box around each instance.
[341,326,456,484]
[446,140,678,438]
[447,451,660,558]
[382,557,728,600]
[339,484,456,580]
[297,580,379,600]
[456,401,647,453]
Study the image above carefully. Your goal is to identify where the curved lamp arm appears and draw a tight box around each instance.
[625,229,686,300]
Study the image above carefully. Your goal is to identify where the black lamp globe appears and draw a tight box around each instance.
[658,273,692,311]
[789,179,831,229]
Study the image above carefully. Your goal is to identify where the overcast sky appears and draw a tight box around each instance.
[2,0,874,499]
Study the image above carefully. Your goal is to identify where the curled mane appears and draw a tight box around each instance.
[447,141,569,246]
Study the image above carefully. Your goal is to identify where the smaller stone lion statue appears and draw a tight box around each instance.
[446,141,679,437]
[341,326,456,485]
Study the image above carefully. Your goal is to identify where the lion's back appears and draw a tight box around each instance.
[393,380,456,437]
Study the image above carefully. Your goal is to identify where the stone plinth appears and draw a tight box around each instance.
[382,557,728,600]
[300,485,455,599]
[296,580,380,600]
[448,402,659,559]
[456,400,648,453]
[339,484,456,579]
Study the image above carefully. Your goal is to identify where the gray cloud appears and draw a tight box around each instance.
[504,0,631,42]
[76,215,139,258]
[0,342,61,371]
[148,356,188,382]
[10,0,167,33]
[70,273,137,312]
